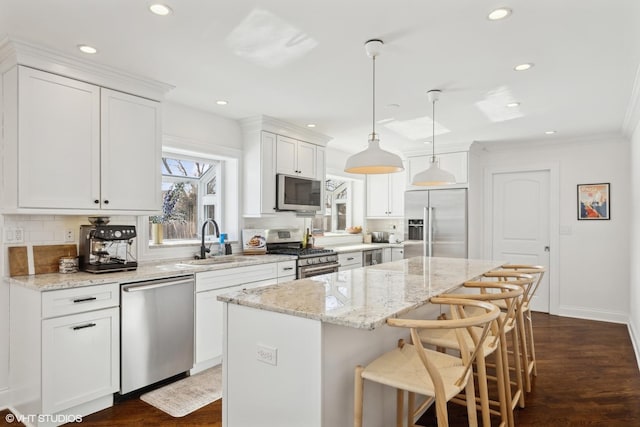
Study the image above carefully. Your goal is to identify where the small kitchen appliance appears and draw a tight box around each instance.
[79,217,137,273]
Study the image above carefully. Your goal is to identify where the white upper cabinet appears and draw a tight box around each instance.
[276,135,316,179]
[17,67,101,210]
[100,88,161,211]
[366,169,405,218]
[1,38,171,214]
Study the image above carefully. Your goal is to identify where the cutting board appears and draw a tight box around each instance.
[8,246,29,277]
[33,244,77,274]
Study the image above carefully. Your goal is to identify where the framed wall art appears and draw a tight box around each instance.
[577,183,610,220]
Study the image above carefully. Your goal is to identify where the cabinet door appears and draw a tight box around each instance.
[296,140,316,178]
[366,174,390,217]
[100,88,161,211]
[391,248,404,261]
[196,278,277,365]
[276,135,299,176]
[42,307,119,414]
[387,170,406,217]
[18,66,101,209]
[382,247,392,263]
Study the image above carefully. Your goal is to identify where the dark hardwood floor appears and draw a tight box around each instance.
[2,313,639,426]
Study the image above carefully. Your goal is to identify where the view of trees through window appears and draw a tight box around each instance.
[313,178,350,232]
[149,156,219,242]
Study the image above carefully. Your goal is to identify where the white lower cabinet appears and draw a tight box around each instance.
[42,307,119,414]
[194,262,290,373]
[382,248,392,263]
[10,282,120,426]
[338,252,362,271]
[391,247,405,261]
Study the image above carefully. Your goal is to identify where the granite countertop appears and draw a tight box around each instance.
[327,242,404,253]
[218,256,503,330]
[6,254,296,292]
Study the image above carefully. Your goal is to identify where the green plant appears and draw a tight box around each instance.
[150,183,187,224]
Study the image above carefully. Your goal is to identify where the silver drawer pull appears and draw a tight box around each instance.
[72,323,96,331]
[282,267,294,271]
[347,257,354,261]
[73,297,97,303]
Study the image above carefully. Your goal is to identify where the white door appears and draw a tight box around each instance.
[492,170,550,312]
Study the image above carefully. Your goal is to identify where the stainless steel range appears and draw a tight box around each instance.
[266,229,339,279]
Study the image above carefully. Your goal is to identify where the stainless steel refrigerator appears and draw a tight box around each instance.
[403,188,468,259]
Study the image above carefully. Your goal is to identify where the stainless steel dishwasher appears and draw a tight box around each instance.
[120,275,195,394]
[363,248,383,266]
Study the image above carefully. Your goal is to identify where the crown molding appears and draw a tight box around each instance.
[0,36,174,101]
[239,115,333,146]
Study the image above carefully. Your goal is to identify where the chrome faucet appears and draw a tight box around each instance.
[200,218,220,259]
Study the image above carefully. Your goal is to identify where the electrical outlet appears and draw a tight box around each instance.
[256,344,277,366]
[65,229,75,242]
[14,228,24,243]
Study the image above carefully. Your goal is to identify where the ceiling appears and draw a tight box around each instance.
[2,0,640,156]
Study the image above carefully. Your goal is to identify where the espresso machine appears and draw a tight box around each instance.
[79,217,137,273]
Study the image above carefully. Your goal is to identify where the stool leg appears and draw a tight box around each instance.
[496,334,514,427]
[464,374,478,427]
[407,391,415,427]
[526,309,537,377]
[475,352,492,427]
[354,366,364,427]
[396,389,404,427]
[517,307,532,393]
[510,318,526,409]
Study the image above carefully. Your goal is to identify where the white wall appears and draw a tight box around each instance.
[629,122,640,364]
[471,136,631,323]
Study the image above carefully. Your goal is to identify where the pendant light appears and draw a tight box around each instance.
[411,89,456,185]
[344,39,404,174]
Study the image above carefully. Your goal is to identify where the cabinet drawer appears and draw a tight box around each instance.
[277,261,296,277]
[338,252,362,267]
[196,263,279,292]
[42,282,119,318]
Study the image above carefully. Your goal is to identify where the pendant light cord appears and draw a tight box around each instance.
[431,97,436,163]
[371,54,376,140]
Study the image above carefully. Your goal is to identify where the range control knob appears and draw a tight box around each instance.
[114,230,122,238]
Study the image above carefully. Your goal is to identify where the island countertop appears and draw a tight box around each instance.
[218,256,503,330]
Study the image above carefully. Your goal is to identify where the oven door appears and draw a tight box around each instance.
[298,262,340,279]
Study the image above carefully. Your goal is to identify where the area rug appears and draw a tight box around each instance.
[140,365,222,417]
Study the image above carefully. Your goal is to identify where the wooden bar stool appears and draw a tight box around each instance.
[484,267,544,393]
[353,298,500,427]
[419,282,524,427]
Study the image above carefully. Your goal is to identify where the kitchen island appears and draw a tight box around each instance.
[218,256,503,427]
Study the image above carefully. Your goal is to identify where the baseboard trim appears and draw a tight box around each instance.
[0,387,9,411]
[556,305,628,324]
[629,321,640,371]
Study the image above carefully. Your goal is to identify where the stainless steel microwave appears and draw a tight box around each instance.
[276,174,322,212]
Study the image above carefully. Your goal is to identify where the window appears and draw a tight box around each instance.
[149,155,221,243]
[313,178,352,232]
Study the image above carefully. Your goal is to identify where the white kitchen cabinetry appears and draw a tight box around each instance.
[391,247,404,261]
[366,170,405,217]
[382,247,392,263]
[277,260,297,282]
[10,282,120,425]
[338,251,362,271]
[194,262,290,373]
[240,116,332,217]
[276,135,317,179]
[407,152,468,187]
[1,65,161,213]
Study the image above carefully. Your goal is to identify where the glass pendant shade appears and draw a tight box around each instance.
[411,157,456,185]
[344,136,404,174]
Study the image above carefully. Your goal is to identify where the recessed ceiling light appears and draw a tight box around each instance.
[506,102,520,108]
[488,7,512,20]
[215,100,228,105]
[545,130,556,135]
[514,63,534,71]
[78,45,97,54]
[306,123,316,128]
[149,4,172,16]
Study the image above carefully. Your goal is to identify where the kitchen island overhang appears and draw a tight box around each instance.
[219,256,504,427]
